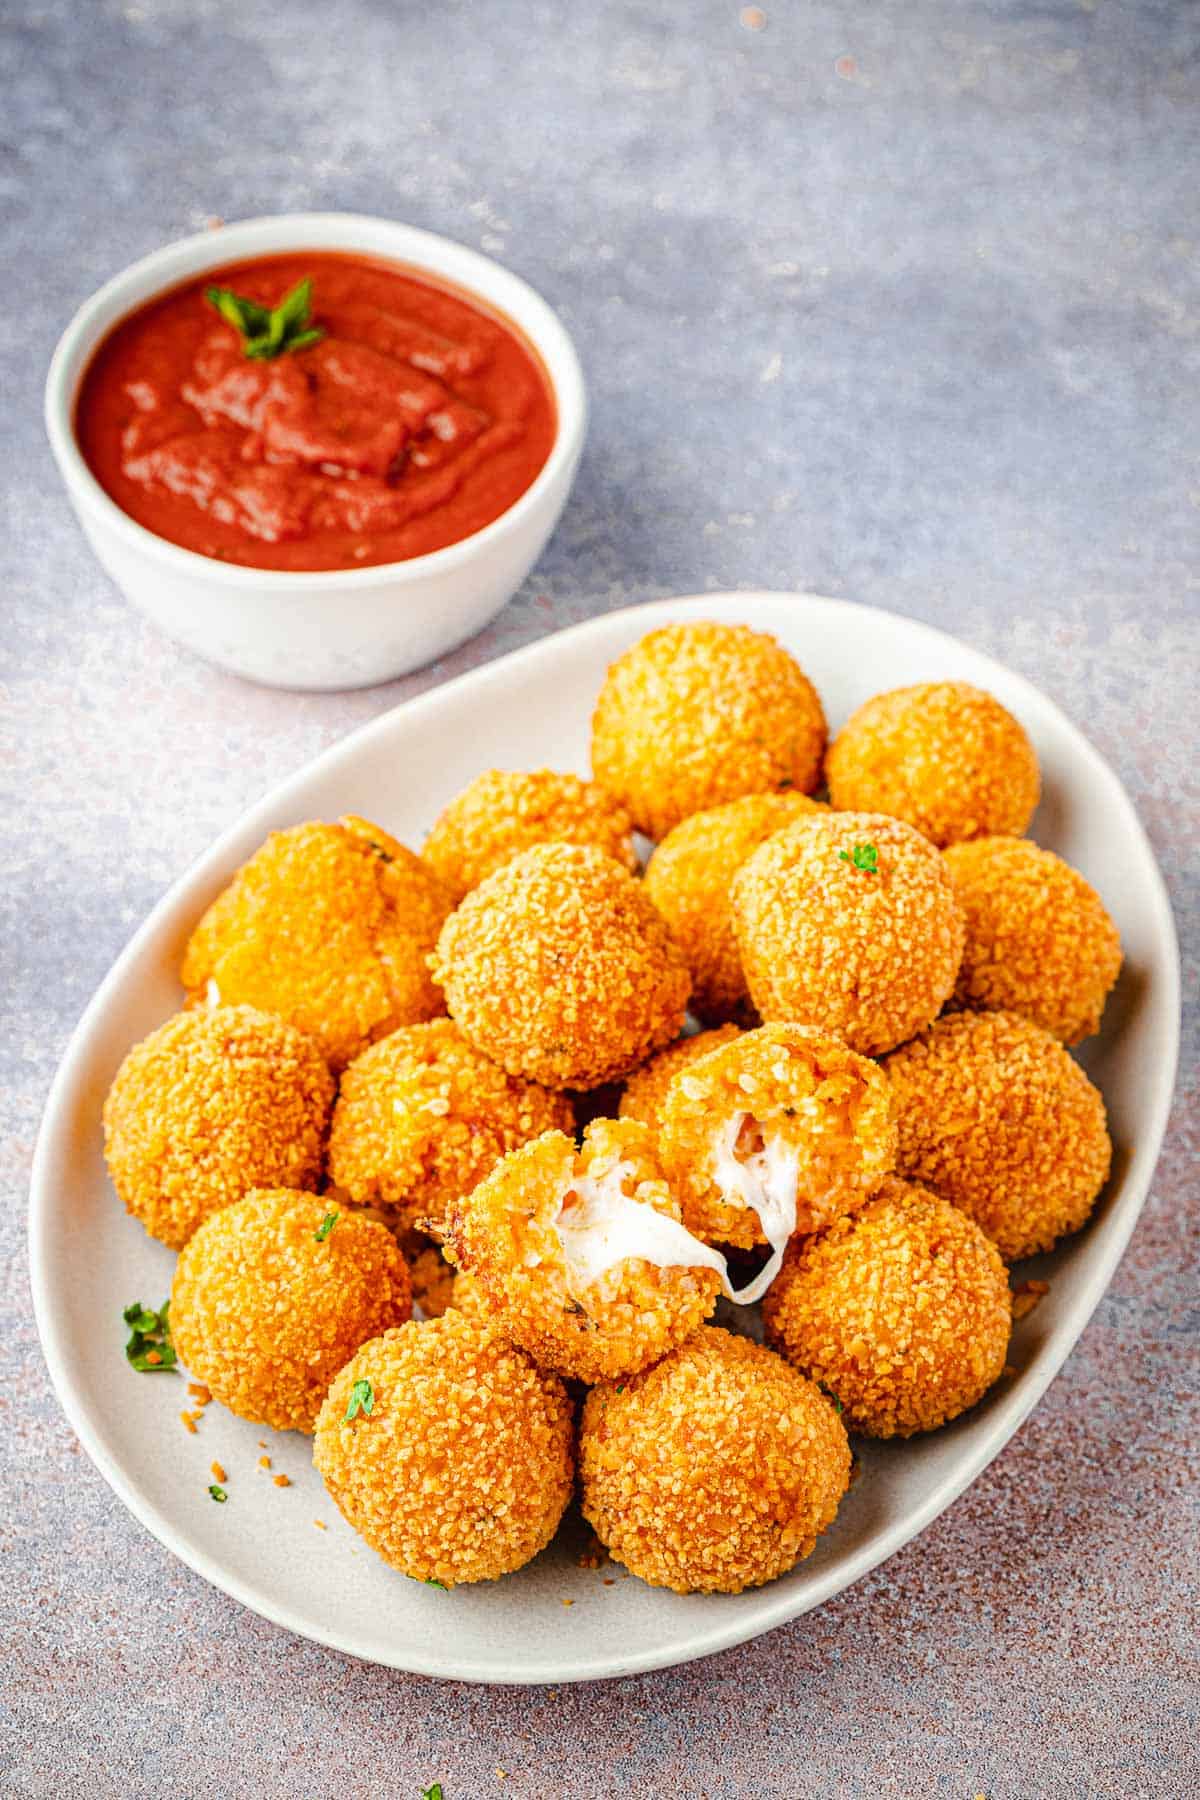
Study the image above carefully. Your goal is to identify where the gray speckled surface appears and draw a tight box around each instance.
[3,1,1198,1794]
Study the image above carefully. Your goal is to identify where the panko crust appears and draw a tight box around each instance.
[396,1228,458,1320]
[618,1025,743,1137]
[431,843,691,1090]
[943,836,1122,1043]
[884,1010,1111,1262]
[826,682,1040,847]
[446,1119,722,1382]
[580,1327,850,1594]
[103,1005,334,1250]
[658,1023,896,1249]
[328,1019,574,1235]
[732,812,965,1056]
[171,1188,411,1432]
[590,622,827,841]
[313,1315,574,1587]
[423,768,637,904]
[762,1176,1012,1437]
[448,1267,491,1317]
[644,792,827,1022]
[181,816,452,1071]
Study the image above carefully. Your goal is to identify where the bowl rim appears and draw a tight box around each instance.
[43,211,588,592]
[27,591,1183,1685]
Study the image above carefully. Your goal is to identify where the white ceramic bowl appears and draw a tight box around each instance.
[44,213,587,690]
[29,594,1180,1685]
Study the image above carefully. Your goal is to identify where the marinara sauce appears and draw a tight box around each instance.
[75,252,558,571]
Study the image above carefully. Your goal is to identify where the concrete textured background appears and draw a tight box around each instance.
[2,1,1197,1794]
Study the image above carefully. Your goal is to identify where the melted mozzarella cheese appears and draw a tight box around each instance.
[711,1113,799,1304]
[553,1158,729,1292]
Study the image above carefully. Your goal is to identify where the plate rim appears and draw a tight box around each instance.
[28,590,1182,1684]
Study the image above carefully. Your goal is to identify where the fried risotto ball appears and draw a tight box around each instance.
[644,792,827,1023]
[423,767,637,904]
[171,1188,411,1432]
[432,844,690,1090]
[826,681,1040,847]
[618,1025,743,1137]
[943,836,1122,1044]
[762,1176,1012,1437]
[103,1005,334,1250]
[181,816,452,1072]
[446,1117,724,1383]
[884,1010,1111,1262]
[313,1314,574,1587]
[328,1019,574,1236]
[732,812,965,1056]
[658,1024,896,1257]
[591,622,827,841]
[580,1327,850,1594]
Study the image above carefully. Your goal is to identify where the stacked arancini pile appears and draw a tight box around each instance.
[102,619,1121,1597]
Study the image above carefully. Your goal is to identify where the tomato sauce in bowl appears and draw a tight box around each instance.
[74,252,558,572]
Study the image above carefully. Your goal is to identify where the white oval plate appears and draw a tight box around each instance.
[30,594,1180,1684]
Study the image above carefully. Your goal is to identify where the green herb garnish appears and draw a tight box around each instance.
[204,276,324,360]
[421,1786,444,1800]
[208,1484,228,1503]
[344,1378,375,1422]
[423,1577,448,1591]
[839,842,879,873]
[123,1299,177,1372]
[314,1211,339,1243]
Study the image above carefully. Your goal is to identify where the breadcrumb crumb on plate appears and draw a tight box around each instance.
[30,592,1178,1683]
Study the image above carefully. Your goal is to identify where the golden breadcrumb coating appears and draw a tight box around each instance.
[432,843,690,1090]
[618,1026,743,1137]
[884,1010,1111,1261]
[591,622,827,841]
[449,1267,491,1317]
[328,1019,574,1235]
[313,1315,574,1587]
[762,1176,1012,1437]
[943,836,1122,1043]
[732,813,965,1056]
[424,768,637,904]
[446,1118,722,1382]
[181,816,452,1071]
[658,1023,896,1250]
[580,1326,850,1593]
[826,682,1040,847]
[644,792,827,1022]
[396,1228,459,1320]
[171,1188,411,1432]
[103,1005,334,1250]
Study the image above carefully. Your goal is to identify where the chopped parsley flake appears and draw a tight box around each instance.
[839,842,879,873]
[421,1786,444,1800]
[344,1378,375,1422]
[314,1210,339,1243]
[423,1577,448,1591]
[208,1484,228,1503]
[123,1299,177,1373]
